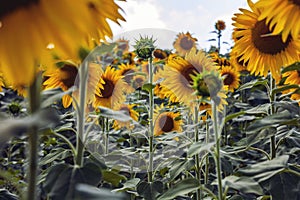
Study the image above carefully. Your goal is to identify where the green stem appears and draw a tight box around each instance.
[27,75,41,200]
[148,57,154,183]
[105,118,109,154]
[212,102,223,200]
[205,118,209,185]
[75,62,88,167]
[194,106,201,200]
[269,75,276,159]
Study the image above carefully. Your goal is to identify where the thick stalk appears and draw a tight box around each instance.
[148,57,154,183]
[194,106,201,200]
[27,75,41,200]
[212,102,223,200]
[75,63,88,166]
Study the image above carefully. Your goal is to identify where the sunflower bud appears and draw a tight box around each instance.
[133,36,156,59]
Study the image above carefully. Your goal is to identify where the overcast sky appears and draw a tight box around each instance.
[109,0,250,54]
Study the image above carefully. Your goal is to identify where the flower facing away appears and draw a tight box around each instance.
[232,0,300,81]
[219,66,240,92]
[173,32,198,57]
[93,66,127,109]
[113,104,139,130]
[0,0,125,87]
[43,61,101,108]
[255,0,300,42]
[215,20,226,31]
[154,105,183,137]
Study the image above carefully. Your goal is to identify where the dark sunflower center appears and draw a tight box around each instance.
[180,37,194,50]
[252,19,291,55]
[60,65,78,88]
[101,78,115,98]
[159,115,174,132]
[0,0,39,18]
[223,72,234,86]
[297,70,300,77]
[290,0,300,6]
[153,49,167,59]
[181,64,198,85]
[122,69,134,83]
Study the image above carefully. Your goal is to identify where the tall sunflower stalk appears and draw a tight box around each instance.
[27,74,42,200]
[133,36,156,182]
[194,106,202,200]
[268,75,276,159]
[75,62,88,167]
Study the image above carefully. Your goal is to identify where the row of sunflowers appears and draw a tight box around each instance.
[0,0,299,199]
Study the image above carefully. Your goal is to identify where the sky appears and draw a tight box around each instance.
[109,0,251,54]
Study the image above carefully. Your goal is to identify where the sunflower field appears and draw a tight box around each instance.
[0,0,299,200]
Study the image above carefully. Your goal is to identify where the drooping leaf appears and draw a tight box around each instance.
[157,178,200,200]
[43,162,102,200]
[102,170,126,187]
[221,176,263,195]
[237,79,268,92]
[112,178,140,192]
[187,142,214,157]
[137,181,163,200]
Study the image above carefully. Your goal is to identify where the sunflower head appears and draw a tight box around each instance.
[173,32,198,57]
[154,105,183,137]
[232,0,300,81]
[220,66,240,92]
[215,20,226,31]
[133,36,156,59]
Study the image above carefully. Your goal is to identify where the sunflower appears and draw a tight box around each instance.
[232,0,300,81]
[154,105,183,137]
[113,104,139,130]
[215,20,226,31]
[93,66,127,109]
[160,48,218,107]
[255,0,300,42]
[219,66,240,92]
[43,61,101,108]
[173,32,198,57]
[0,0,125,87]
[210,52,231,68]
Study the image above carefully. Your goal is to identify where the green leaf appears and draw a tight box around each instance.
[237,155,289,177]
[169,159,195,181]
[102,170,126,187]
[97,106,135,122]
[43,162,102,200]
[39,148,72,166]
[137,181,163,200]
[237,79,268,91]
[271,84,300,98]
[142,83,156,93]
[221,176,263,195]
[41,87,76,108]
[74,184,127,200]
[0,189,18,200]
[262,172,300,200]
[187,142,214,157]
[112,178,140,192]
[157,178,200,200]
[281,62,300,74]
[246,110,295,132]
